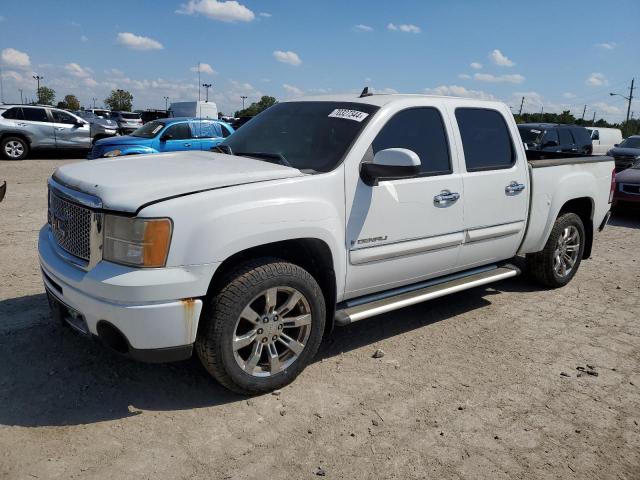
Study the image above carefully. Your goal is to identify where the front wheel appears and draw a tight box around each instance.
[196,258,326,394]
[526,212,585,288]
[1,137,29,160]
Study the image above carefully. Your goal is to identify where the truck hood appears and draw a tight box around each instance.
[607,147,640,157]
[616,166,640,182]
[53,151,305,213]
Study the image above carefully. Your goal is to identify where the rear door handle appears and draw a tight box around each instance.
[505,181,526,195]
[184,143,192,147]
[433,190,460,207]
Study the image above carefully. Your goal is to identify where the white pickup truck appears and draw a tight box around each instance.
[39,93,615,394]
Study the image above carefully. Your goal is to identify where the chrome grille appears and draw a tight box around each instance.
[49,190,92,261]
[621,183,640,195]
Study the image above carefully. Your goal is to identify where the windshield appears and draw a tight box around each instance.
[518,126,543,144]
[619,137,640,149]
[93,110,111,118]
[131,120,165,138]
[220,101,379,173]
[120,112,141,120]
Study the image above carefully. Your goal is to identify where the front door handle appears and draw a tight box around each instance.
[183,143,192,147]
[433,190,460,207]
[505,181,526,195]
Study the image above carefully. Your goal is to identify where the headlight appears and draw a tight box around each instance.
[103,215,172,267]
[103,149,121,157]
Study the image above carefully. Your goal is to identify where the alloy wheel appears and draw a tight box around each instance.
[553,225,580,277]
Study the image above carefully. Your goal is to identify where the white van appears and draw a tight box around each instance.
[169,101,218,119]
[587,127,623,155]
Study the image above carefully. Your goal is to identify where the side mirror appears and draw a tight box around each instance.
[613,144,619,147]
[160,133,173,142]
[360,148,421,186]
[543,140,559,148]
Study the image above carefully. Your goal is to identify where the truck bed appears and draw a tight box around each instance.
[526,150,613,168]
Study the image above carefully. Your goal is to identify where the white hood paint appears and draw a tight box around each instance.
[53,151,304,212]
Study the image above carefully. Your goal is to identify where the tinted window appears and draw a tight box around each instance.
[518,126,543,144]
[190,120,221,138]
[570,127,592,146]
[2,107,24,120]
[558,128,573,145]
[164,122,191,140]
[222,102,378,173]
[52,110,77,124]
[542,129,559,145]
[591,129,599,140]
[619,137,640,149]
[456,108,514,171]
[372,108,451,176]
[221,124,232,138]
[22,107,49,122]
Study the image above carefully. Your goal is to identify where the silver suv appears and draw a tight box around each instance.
[110,111,143,135]
[0,105,91,160]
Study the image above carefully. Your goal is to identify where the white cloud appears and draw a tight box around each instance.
[190,63,216,75]
[83,77,98,88]
[176,0,255,22]
[259,12,271,18]
[387,23,421,33]
[1,70,22,82]
[595,42,616,50]
[374,87,398,94]
[273,50,302,66]
[474,72,524,84]
[592,101,622,115]
[470,62,482,70]
[70,21,80,27]
[283,83,304,96]
[563,92,576,99]
[105,68,124,76]
[425,85,496,101]
[585,72,607,86]
[354,24,373,32]
[489,49,515,67]
[1,48,31,68]
[65,63,93,78]
[117,32,164,51]
[80,35,88,42]
[458,74,471,79]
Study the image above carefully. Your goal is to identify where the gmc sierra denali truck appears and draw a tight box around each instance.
[39,94,615,394]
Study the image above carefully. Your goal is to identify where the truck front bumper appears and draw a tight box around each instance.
[38,226,216,362]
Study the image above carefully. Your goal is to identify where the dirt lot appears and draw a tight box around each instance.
[0,158,639,480]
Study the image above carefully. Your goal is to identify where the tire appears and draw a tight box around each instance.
[196,258,326,395]
[526,212,585,288]
[1,136,29,160]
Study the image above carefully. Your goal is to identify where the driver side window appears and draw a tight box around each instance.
[542,129,559,144]
[164,123,191,140]
[52,110,78,125]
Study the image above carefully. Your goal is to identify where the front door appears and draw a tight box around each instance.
[21,107,55,148]
[452,106,529,269]
[159,122,198,152]
[345,106,464,298]
[50,110,91,149]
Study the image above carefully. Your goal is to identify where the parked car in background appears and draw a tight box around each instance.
[0,105,91,160]
[87,117,234,159]
[140,109,168,124]
[606,135,640,172]
[74,111,118,143]
[169,101,218,119]
[518,123,593,155]
[110,111,143,135]
[41,94,614,393]
[613,159,640,209]
[586,127,623,155]
[85,108,112,118]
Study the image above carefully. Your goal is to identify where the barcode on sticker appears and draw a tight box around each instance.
[328,109,369,122]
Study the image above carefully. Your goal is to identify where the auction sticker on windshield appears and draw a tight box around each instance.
[328,109,369,122]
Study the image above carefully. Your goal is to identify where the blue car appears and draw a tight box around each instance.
[87,117,234,159]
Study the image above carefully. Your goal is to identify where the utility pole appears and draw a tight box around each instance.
[609,78,635,124]
[581,104,587,121]
[240,95,248,109]
[33,75,43,103]
[592,111,596,125]
[92,97,97,109]
[202,83,212,102]
[19,89,23,104]
[540,106,544,116]
[164,96,169,111]
[197,62,201,102]
[518,96,525,115]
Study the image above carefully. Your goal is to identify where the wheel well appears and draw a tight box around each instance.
[559,197,594,259]
[0,132,30,146]
[208,239,337,335]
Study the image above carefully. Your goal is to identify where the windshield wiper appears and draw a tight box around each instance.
[211,144,233,155]
[235,151,292,168]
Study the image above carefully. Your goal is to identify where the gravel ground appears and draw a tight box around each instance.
[1,158,639,480]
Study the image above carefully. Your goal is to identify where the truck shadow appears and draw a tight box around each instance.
[609,210,640,230]
[0,278,528,428]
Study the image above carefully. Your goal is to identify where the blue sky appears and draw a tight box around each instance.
[0,0,638,121]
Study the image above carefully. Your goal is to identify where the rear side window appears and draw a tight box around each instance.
[455,108,514,172]
[542,129,559,144]
[591,130,599,140]
[372,107,451,176]
[22,107,49,122]
[2,107,24,120]
[570,127,592,146]
[221,124,232,138]
[558,128,573,145]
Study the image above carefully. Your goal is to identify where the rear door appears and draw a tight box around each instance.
[345,106,464,297]
[189,120,222,150]
[158,122,198,152]
[21,107,55,147]
[453,106,529,269]
[50,109,91,149]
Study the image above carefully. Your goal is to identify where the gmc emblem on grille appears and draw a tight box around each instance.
[51,213,68,239]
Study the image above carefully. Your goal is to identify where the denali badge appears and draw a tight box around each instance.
[352,235,388,246]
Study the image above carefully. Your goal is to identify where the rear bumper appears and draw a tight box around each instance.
[38,226,217,360]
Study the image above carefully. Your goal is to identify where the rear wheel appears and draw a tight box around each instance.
[196,258,325,394]
[526,212,585,288]
[1,137,29,160]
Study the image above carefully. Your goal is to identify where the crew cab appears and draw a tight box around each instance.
[39,94,614,394]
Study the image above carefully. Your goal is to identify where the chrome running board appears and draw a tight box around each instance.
[335,265,520,326]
